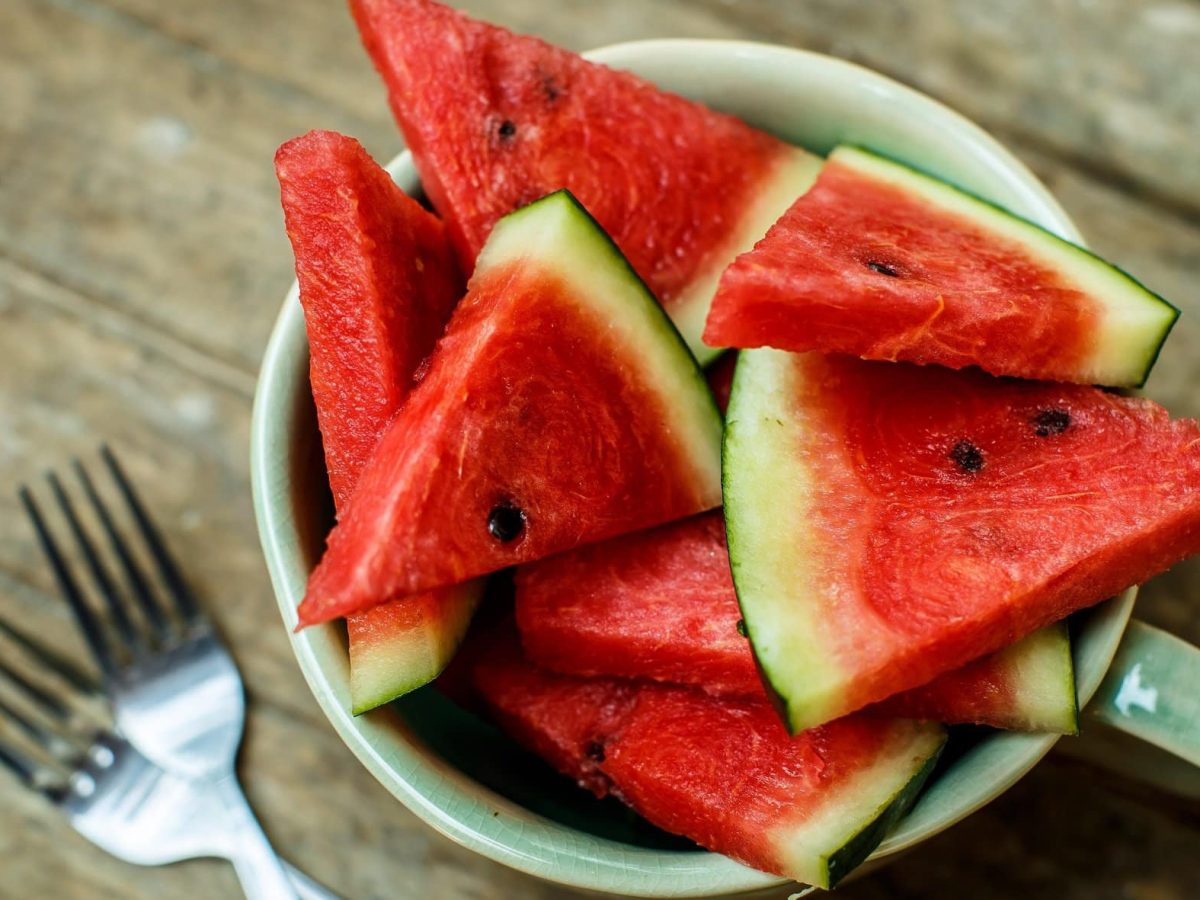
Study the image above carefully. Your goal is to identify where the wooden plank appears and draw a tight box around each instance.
[95,0,1200,220]
[0,0,389,374]
[1,0,1198,896]
[91,0,745,124]
[0,261,306,721]
[681,0,1200,222]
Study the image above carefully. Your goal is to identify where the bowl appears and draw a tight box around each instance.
[251,39,1135,897]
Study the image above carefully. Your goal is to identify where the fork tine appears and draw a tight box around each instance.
[100,446,201,625]
[48,472,141,657]
[0,735,42,788]
[0,731,65,803]
[74,458,171,641]
[0,657,70,721]
[0,692,73,758]
[0,617,97,697]
[19,487,117,678]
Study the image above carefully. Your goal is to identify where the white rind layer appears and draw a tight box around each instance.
[679,146,825,366]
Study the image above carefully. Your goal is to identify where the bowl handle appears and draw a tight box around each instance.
[1058,619,1200,797]
[1087,620,1200,766]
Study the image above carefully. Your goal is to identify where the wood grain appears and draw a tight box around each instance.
[1,0,1197,897]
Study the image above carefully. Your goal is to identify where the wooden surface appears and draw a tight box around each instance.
[1,0,1198,897]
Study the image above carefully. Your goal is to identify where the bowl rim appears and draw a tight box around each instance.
[251,37,1134,897]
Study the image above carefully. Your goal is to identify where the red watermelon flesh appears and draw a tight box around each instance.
[517,513,753,697]
[868,626,1073,729]
[298,192,722,626]
[704,146,1178,387]
[470,629,944,888]
[600,688,941,888]
[470,629,636,798]
[349,0,823,361]
[706,353,737,414]
[515,511,1077,732]
[725,351,1200,731]
[275,129,462,510]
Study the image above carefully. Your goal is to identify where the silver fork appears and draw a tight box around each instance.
[19,447,299,899]
[0,622,335,898]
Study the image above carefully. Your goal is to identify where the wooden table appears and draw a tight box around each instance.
[2,1,1198,897]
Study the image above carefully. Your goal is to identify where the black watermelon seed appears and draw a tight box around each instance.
[1033,408,1072,437]
[497,119,517,141]
[866,260,901,277]
[584,740,606,763]
[541,75,561,102]
[736,618,748,638]
[487,504,526,542]
[949,440,985,473]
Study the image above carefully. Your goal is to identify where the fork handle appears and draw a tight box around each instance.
[213,772,301,900]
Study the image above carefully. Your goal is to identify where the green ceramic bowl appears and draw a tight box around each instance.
[251,40,1140,897]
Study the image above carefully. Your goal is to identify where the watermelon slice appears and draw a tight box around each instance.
[705,146,1179,387]
[298,191,723,626]
[470,629,638,799]
[869,622,1075,731]
[601,690,942,890]
[275,129,462,509]
[349,0,823,362]
[725,350,1200,731]
[471,632,946,889]
[515,511,1078,733]
[276,130,480,712]
[346,580,483,714]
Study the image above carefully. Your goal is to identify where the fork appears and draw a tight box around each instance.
[18,447,299,899]
[0,622,335,898]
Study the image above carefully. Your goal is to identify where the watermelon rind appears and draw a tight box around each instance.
[724,348,842,731]
[676,146,824,365]
[835,146,1180,388]
[477,189,724,484]
[873,621,1078,734]
[989,621,1078,735]
[775,720,946,889]
[349,579,484,715]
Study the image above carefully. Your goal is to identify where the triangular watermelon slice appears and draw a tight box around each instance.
[276,129,462,509]
[725,350,1200,732]
[705,146,1179,387]
[276,130,481,712]
[869,623,1074,729]
[349,0,823,363]
[514,511,1078,733]
[470,630,945,889]
[344,580,482,714]
[298,191,723,626]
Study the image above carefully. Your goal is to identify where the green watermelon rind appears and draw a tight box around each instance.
[478,189,725,494]
[876,621,1079,734]
[836,145,1180,389]
[723,348,842,731]
[994,620,1079,735]
[349,579,485,715]
[817,726,946,889]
